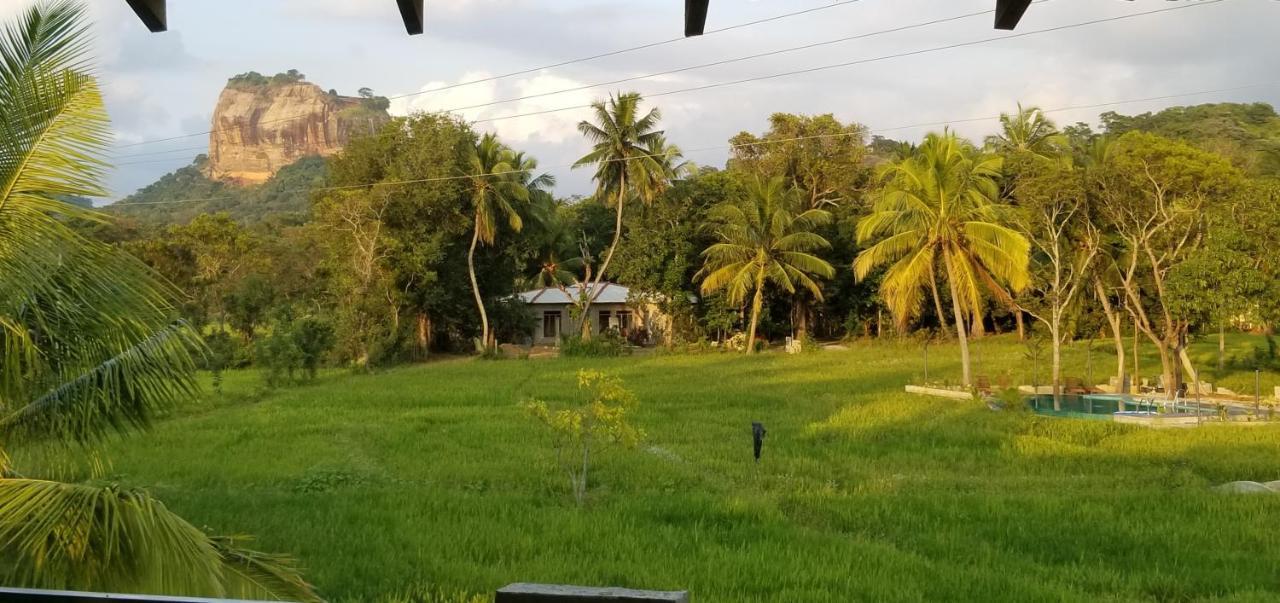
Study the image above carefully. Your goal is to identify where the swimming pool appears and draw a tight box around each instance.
[1026,393,1211,419]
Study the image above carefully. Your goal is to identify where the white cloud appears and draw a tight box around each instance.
[392,70,610,144]
[3,0,1272,201]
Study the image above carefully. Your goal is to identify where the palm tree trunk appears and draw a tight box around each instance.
[943,254,971,388]
[1015,310,1025,341]
[467,221,490,353]
[793,296,809,341]
[580,172,627,339]
[929,270,949,333]
[746,267,766,354]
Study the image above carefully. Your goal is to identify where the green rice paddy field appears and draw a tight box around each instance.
[21,334,1280,602]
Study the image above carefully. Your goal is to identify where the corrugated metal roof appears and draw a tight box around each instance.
[518,283,630,305]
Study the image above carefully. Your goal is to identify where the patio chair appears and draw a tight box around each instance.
[975,375,993,395]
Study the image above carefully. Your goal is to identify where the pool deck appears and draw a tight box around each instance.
[904,384,1278,427]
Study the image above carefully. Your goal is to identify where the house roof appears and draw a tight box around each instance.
[519,283,631,305]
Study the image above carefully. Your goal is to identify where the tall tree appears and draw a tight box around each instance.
[698,176,835,353]
[1077,136,1131,388]
[988,104,1069,340]
[729,113,870,339]
[462,133,530,352]
[1011,154,1099,410]
[854,132,1030,387]
[0,2,316,598]
[1167,179,1275,375]
[573,92,677,337]
[1094,132,1239,398]
[986,104,1069,159]
[613,169,742,345]
[318,112,475,360]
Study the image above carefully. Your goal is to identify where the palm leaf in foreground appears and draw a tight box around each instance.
[0,480,320,601]
[1,2,319,600]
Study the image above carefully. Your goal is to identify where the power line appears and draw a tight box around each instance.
[112,144,208,160]
[111,78,1276,207]
[111,0,866,150]
[112,0,1210,156]
[432,4,1026,115]
[394,0,868,98]
[469,0,1224,125]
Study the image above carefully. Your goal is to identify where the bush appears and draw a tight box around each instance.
[255,328,303,388]
[560,330,626,357]
[255,315,336,387]
[201,329,240,393]
[996,387,1029,412]
[292,316,336,379]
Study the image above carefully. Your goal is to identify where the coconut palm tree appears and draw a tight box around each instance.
[698,176,835,354]
[462,133,531,352]
[986,103,1069,159]
[854,131,1030,387]
[0,2,317,599]
[987,104,1070,340]
[572,92,679,336]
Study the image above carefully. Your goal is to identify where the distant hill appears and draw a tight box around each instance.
[1100,102,1280,176]
[106,154,327,225]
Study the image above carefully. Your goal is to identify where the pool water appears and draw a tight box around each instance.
[1026,393,1210,419]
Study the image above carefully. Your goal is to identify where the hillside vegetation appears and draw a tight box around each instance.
[108,155,327,225]
[1097,102,1280,175]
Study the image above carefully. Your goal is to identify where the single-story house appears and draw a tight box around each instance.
[517,283,671,346]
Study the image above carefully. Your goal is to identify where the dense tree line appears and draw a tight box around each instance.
[98,96,1280,401]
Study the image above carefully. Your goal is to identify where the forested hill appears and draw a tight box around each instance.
[106,155,327,225]
[1098,102,1280,176]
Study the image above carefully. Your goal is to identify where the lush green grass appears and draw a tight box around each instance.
[18,335,1280,601]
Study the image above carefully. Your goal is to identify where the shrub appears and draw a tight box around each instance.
[255,327,303,388]
[996,387,1029,412]
[727,332,762,350]
[292,316,336,379]
[255,315,336,386]
[201,329,239,393]
[522,370,644,505]
[560,330,626,357]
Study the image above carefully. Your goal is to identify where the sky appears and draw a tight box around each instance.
[3,0,1278,204]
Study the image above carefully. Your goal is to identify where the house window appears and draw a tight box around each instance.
[542,311,561,339]
[617,310,633,333]
[598,310,611,333]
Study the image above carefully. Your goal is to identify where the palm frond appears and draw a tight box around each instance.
[879,246,934,325]
[213,537,322,603]
[0,480,320,601]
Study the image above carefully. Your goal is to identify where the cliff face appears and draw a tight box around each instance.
[207,81,387,185]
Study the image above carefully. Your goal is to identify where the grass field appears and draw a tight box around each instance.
[19,334,1280,602]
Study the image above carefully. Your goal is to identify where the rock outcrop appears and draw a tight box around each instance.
[207,78,387,185]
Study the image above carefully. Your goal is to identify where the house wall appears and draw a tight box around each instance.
[528,303,641,345]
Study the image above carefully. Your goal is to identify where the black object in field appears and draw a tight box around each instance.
[752,422,766,462]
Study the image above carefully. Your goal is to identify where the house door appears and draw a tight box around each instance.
[598,310,611,334]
